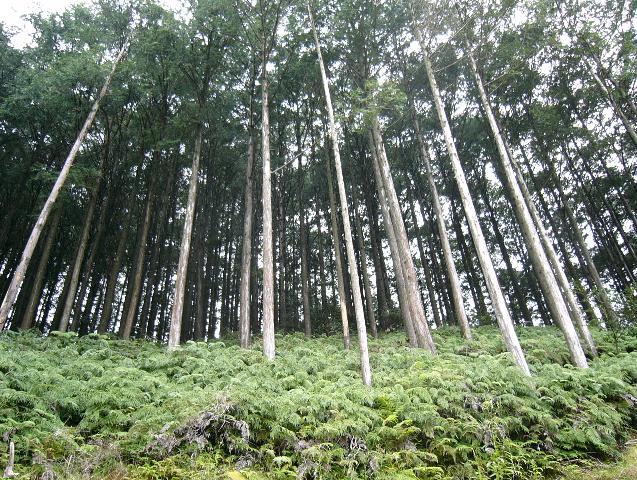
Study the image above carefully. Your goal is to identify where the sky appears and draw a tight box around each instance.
[3,0,181,47]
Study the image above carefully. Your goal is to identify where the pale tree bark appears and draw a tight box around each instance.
[562,199,619,329]
[369,119,436,353]
[261,65,275,360]
[0,39,128,330]
[352,186,378,338]
[368,138,418,347]
[20,208,62,330]
[326,152,351,349]
[239,116,256,348]
[168,127,203,349]
[410,14,530,375]
[512,143,598,357]
[309,3,371,385]
[412,112,470,339]
[468,51,589,367]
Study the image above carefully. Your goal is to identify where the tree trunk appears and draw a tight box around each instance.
[369,120,436,352]
[59,178,101,332]
[309,4,371,385]
[239,121,256,347]
[326,152,351,349]
[120,174,155,340]
[412,113,470,338]
[168,127,203,349]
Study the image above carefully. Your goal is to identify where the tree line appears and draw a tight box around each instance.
[0,0,635,385]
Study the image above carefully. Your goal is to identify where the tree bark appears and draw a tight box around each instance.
[310,3,371,385]
[168,127,203,349]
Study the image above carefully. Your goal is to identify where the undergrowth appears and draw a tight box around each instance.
[1,326,637,479]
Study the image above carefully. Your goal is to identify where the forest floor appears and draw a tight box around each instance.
[1,326,637,479]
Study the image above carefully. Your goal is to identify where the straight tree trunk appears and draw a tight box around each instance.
[169,128,203,348]
[298,145,312,337]
[239,121,256,347]
[309,4,371,385]
[97,224,128,333]
[352,186,378,338]
[369,120,436,352]
[368,139,418,347]
[261,62,276,360]
[120,175,156,340]
[0,39,128,330]
[410,16,530,375]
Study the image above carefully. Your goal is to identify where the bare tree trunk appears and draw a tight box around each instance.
[406,182,442,329]
[20,208,62,330]
[468,52,589,366]
[368,138,418,347]
[412,114,470,338]
[239,121,256,348]
[0,39,128,329]
[512,145,598,357]
[326,153,351,349]
[261,69,276,360]
[309,4,371,385]
[410,17,529,375]
[168,127,203,349]
[298,146,312,337]
[369,119,436,352]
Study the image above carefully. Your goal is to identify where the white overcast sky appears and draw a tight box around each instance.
[3,0,181,47]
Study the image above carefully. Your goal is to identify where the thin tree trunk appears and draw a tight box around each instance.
[239,121,256,347]
[59,178,101,332]
[309,4,371,385]
[298,144,312,337]
[168,127,203,349]
[369,120,436,352]
[0,39,128,330]
[120,175,155,340]
[352,186,378,338]
[261,62,275,360]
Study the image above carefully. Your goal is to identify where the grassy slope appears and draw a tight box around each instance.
[1,327,637,479]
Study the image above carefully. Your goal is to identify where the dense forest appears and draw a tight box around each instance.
[1,0,637,478]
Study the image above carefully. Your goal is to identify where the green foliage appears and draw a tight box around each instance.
[1,327,637,479]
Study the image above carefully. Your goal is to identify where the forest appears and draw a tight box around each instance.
[0,0,636,478]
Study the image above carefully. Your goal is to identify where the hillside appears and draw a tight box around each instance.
[2,327,637,479]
